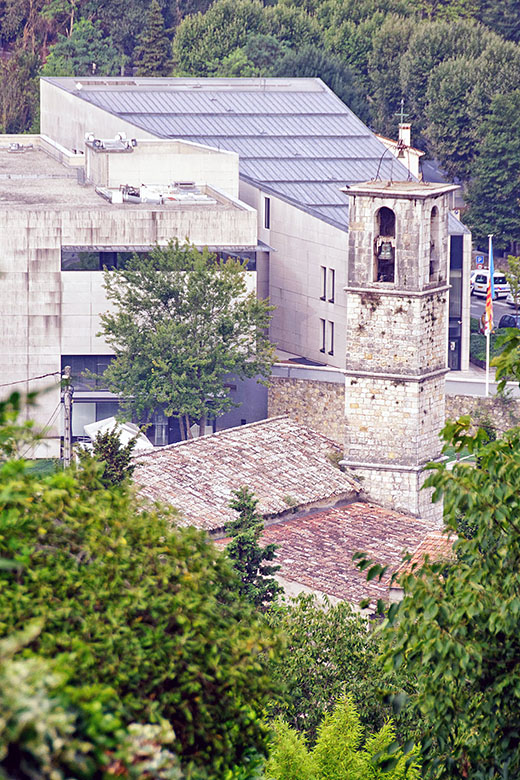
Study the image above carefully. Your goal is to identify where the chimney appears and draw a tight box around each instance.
[398,123,411,148]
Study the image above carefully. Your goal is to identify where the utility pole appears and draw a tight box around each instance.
[62,365,73,467]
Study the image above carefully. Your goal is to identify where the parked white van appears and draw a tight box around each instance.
[472,270,510,299]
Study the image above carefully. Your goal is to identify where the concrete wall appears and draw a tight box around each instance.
[240,180,348,367]
[86,140,240,199]
[41,80,157,154]
[1,166,257,457]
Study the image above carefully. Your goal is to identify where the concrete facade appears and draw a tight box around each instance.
[0,134,257,455]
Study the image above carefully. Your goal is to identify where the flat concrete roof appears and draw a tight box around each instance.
[343,180,459,200]
[0,146,237,212]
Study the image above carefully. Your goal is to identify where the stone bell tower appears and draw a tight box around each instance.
[342,181,458,524]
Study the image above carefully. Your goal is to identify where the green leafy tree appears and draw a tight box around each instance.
[41,18,120,76]
[99,240,274,439]
[424,56,480,180]
[0,624,186,780]
[80,426,137,487]
[172,0,267,75]
[134,0,172,76]
[465,90,520,251]
[368,14,415,136]
[0,49,39,133]
[0,435,278,774]
[505,254,520,315]
[266,696,421,780]
[266,595,412,745]
[272,45,369,122]
[264,2,322,49]
[226,486,282,608]
[477,0,520,43]
[399,19,488,138]
[376,416,520,779]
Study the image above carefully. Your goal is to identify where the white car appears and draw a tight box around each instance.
[506,290,520,307]
[472,270,510,299]
[470,270,478,292]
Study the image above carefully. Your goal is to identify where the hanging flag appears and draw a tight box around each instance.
[485,235,494,334]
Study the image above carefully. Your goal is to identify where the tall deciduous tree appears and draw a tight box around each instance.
[226,487,282,608]
[41,18,120,75]
[266,594,413,745]
[465,90,520,251]
[99,241,274,439]
[272,45,369,122]
[0,409,277,774]
[134,0,172,76]
[375,415,520,779]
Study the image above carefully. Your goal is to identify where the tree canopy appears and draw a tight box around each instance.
[0,398,278,774]
[375,416,520,778]
[98,240,274,438]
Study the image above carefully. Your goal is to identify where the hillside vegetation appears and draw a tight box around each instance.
[2,0,520,248]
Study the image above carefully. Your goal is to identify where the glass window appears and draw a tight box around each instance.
[320,318,326,353]
[328,320,334,356]
[61,355,114,390]
[320,266,327,300]
[328,268,335,303]
[264,197,270,229]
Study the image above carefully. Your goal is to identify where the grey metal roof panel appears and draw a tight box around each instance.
[448,212,471,235]
[81,88,357,118]
[191,135,389,160]
[270,182,349,206]
[67,78,414,225]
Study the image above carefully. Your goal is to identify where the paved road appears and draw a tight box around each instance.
[470,294,514,323]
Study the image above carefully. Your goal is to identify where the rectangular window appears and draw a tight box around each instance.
[264,196,270,229]
[320,266,327,300]
[328,320,334,356]
[319,318,326,353]
[61,355,114,390]
[328,268,335,303]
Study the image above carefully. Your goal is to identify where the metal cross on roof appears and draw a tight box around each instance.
[395,98,409,125]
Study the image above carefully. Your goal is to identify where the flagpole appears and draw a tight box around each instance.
[485,233,494,397]
[485,328,490,397]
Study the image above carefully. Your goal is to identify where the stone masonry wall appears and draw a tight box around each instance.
[268,377,345,445]
[348,465,441,526]
[345,291,447,376]
[345,374,445,466]
[446,394,520,435]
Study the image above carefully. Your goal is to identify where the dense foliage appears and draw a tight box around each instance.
[0,624,187,780]
[81,426,137,486]
[266,595,412,745]
[226,486,282,608]
[98,240,274,438]
[375,418,520,778]
[0,400,278,775]
[265,696,421,780]
[2,0,520,245]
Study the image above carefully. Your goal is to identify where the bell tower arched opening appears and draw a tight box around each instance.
[374,206,396,282]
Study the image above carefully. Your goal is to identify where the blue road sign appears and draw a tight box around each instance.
[476,255,484,266]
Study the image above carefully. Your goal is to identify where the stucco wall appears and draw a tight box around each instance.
[240,180,348,368]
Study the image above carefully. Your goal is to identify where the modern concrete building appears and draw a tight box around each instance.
[0,132,259,455]
[0,77,472,521]
[39,76,471,372]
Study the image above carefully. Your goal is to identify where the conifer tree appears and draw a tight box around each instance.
[134,0,172,77]
[226,486,282,609]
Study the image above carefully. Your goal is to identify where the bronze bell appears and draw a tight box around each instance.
[378,241,393,260]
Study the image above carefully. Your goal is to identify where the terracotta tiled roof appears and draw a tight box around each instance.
[393,530,456,578]
[133,416,361,531]
[217,502,436,605]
